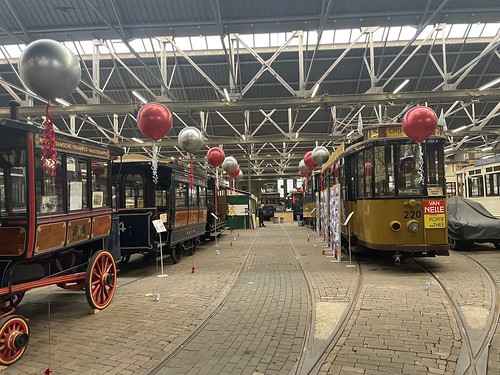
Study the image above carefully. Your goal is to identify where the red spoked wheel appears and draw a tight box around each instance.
[0,315,29,366]
[85,251,117,310]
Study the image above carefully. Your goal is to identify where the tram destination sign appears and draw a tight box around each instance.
[35,135,110,158]
[423,199,446,229]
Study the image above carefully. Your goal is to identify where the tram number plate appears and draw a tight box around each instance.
[404,211,421,219]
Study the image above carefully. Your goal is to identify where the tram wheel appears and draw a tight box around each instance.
[449,237,461,250]
[0,315,29,366]
[171,245,183,264]
[85,250,117,310]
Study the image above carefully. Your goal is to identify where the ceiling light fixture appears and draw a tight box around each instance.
[478,77,500,91]
[131,137,144,144]
[55,98,71,107]
[224,88,231,102]
[480,146,493,151]
[451,125,471,133]
[392,79,409,94]
[481,155,494,160]
[132,90,148,104]
[311,84,319,98]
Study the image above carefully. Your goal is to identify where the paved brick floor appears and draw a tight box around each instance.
[2,223,500,374]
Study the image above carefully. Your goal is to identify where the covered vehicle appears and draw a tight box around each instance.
[447,196,500,250]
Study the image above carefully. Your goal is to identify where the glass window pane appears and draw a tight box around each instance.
[175,182,187,207]
[91,160,109,208]
[374,146,395,197]
[36,153,64,213]
[124,174,144,208]
[397,143,421,196]
[67,157,88,211]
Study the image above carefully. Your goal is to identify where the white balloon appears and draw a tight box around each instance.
[222,156,238,174]
[178,127,204,154]
[311,146,330,166]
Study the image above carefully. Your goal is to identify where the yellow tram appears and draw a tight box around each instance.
[322,123,449,263]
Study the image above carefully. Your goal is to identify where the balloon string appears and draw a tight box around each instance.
[215,167,218,214]
[189,156,194,188]
[320,171,324,191]
[42,103,57,177]
[151,143,159,184]
[418,143,425,185]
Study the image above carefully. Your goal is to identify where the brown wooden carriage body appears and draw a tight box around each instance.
[0,114,123,365]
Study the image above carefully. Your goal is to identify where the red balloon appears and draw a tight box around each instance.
[207,147,225,167]
[304,151,318,169]
[136,103,173,141]
[402,106,438,142]
[229,166,240,178]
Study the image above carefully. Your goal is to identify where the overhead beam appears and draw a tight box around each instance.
[4,89,499,117]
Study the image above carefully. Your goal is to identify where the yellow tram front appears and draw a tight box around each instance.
[324,124,449,261]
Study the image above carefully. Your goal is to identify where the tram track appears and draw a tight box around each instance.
[415,252,500,375]
[143,226,313,375]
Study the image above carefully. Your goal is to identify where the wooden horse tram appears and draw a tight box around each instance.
[0,110,122,365]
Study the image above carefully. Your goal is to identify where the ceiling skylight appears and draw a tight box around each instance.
[0,22,497,60]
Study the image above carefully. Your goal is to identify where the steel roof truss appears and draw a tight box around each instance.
[164,36,225,98]
[236,31,299,97]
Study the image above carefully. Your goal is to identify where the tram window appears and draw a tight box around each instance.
[199,186,207,208]
[397,144,421,196]
[35,153,64,214]
[124,174,144,208]
[425,142,445,190]
[485,173,500,197]
[0,150,27,215]
[374,146,395,197]
[456,173,465,196]
[446,182,457,197]
[91,160,109,208]
[189,186,197,207]
[364,149,373,198]
[67,157,88,211]
[155,188,169,207]
[356,153,365,198]
[468,176,484,197]
[345,154,356,199]
[175,182,188,207]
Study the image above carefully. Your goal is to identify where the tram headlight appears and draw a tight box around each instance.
[390,221,401,231]
[407,220,419,232]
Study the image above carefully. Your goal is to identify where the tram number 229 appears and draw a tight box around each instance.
[404,210,422,218]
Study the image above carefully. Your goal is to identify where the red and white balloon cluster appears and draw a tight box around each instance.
[136,102,174,184]
[299,147,330,175]
[299,146,330,189]
[222,156,242,192]
[402,106,438,184]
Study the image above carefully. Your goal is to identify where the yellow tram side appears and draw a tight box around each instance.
[322,124,449,262]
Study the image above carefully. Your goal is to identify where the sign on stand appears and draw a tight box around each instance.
[152,219,168,277]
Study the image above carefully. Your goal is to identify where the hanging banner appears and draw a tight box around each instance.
[330,184,341,262]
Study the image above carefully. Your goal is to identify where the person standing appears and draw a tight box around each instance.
[258,204,266,227]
